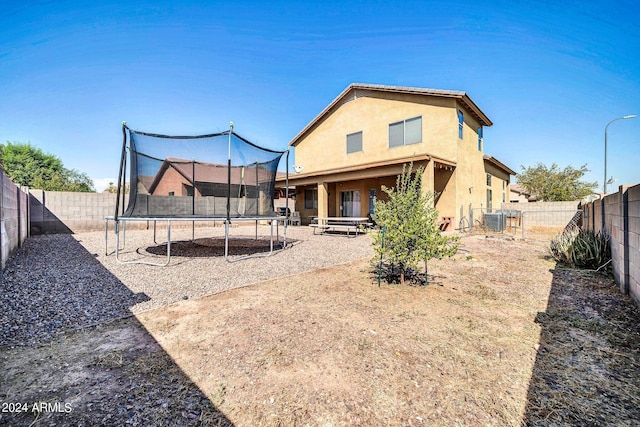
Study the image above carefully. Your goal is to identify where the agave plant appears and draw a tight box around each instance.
[550,228,611,270]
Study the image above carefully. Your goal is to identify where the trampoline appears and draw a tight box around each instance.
[106,122,290,265]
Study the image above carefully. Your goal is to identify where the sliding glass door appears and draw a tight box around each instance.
[340,190,361,217]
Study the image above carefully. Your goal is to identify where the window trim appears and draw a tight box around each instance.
[388,116,422,148]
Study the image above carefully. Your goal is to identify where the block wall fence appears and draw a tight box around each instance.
[501,200,581,228]
[0,168,29,269]
[4,167,640,307]
[1,178,295,269]
[583,183,640,306]
[28,189,127,234]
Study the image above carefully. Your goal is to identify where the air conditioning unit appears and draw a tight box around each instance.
[484,212,506,232]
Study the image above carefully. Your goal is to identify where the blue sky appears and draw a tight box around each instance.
[1,0,638,192]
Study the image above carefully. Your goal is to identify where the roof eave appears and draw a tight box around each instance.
[483,155,517,176]
[289,83,493,147]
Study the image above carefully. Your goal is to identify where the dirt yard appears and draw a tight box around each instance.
[1,233,639,426]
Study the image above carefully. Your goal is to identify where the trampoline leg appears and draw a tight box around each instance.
[166,220,171,264]
[270,220,274,253]
[283,218,287,248]
[224,220,229,261]
[115,221,121,259]
[153,220,157,244]
[115,219,171,266]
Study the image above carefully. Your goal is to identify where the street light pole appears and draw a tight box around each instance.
[604,115,637,194]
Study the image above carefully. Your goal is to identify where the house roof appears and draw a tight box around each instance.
[483,155,517,176]
[276,153,456,186]
[289,83,493,147]
[510,183,530,196]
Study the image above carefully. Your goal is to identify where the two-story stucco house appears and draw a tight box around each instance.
[279,83,515,227]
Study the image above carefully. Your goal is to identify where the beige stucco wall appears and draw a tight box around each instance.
[295,92,458,175]
[289,90,511,227]
[451,102,487,221]
[484,162,511,209]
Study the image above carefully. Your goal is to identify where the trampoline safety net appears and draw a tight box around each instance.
[116,124,287,220]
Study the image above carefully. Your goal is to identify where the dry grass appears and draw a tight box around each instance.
[1,232,639,426]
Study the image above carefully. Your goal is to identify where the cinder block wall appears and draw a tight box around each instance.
[29,190,130,234]
[27,191,269,234]
[583,184,640,306]
[0,168,29,269]
[501,200,581,228]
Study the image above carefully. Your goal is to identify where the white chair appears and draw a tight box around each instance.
[290,211,301,226]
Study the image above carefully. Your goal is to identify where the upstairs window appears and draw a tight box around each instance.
[486,174,492,186]
[458,110,464,139]
[478,126,483,151]
[346,131,363,153]
[389,116,422,148]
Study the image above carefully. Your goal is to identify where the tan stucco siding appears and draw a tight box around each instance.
[294,93,459,176]
[286,88,509,225]
[484,162,511,206]
[453,102,486,221]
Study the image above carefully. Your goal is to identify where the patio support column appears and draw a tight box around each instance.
[421,160,435,206]
[318,181,329,218]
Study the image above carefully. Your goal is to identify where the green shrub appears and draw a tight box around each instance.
[549,228,611,270]
[372,162,459,285]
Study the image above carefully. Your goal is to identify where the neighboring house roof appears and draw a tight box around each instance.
[146,158,273,194]
[483,155,517,176]
[289,83,493,147]
[510,183,530,196]
[510,183,537,202]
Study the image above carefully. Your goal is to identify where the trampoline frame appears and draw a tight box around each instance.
[107,122,291,266]
[105,215,287,266]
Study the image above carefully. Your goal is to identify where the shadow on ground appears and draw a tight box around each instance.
[145,236,298,258]
[0,235,233,426]
[523,265,640,426]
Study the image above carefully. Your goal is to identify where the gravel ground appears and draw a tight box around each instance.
[0,225,373,347]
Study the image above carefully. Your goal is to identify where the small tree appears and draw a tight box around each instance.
[372,163,459,285]
[517,162,597,201]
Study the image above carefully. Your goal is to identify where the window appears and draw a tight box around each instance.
[487,189,493,210]
[389,116,422,148]
[502,180,506,202]
[478,126,483,151]
[346,131,363,153]
[304,188,318,210]
[458,110,464,139]
[486,174,492,186]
